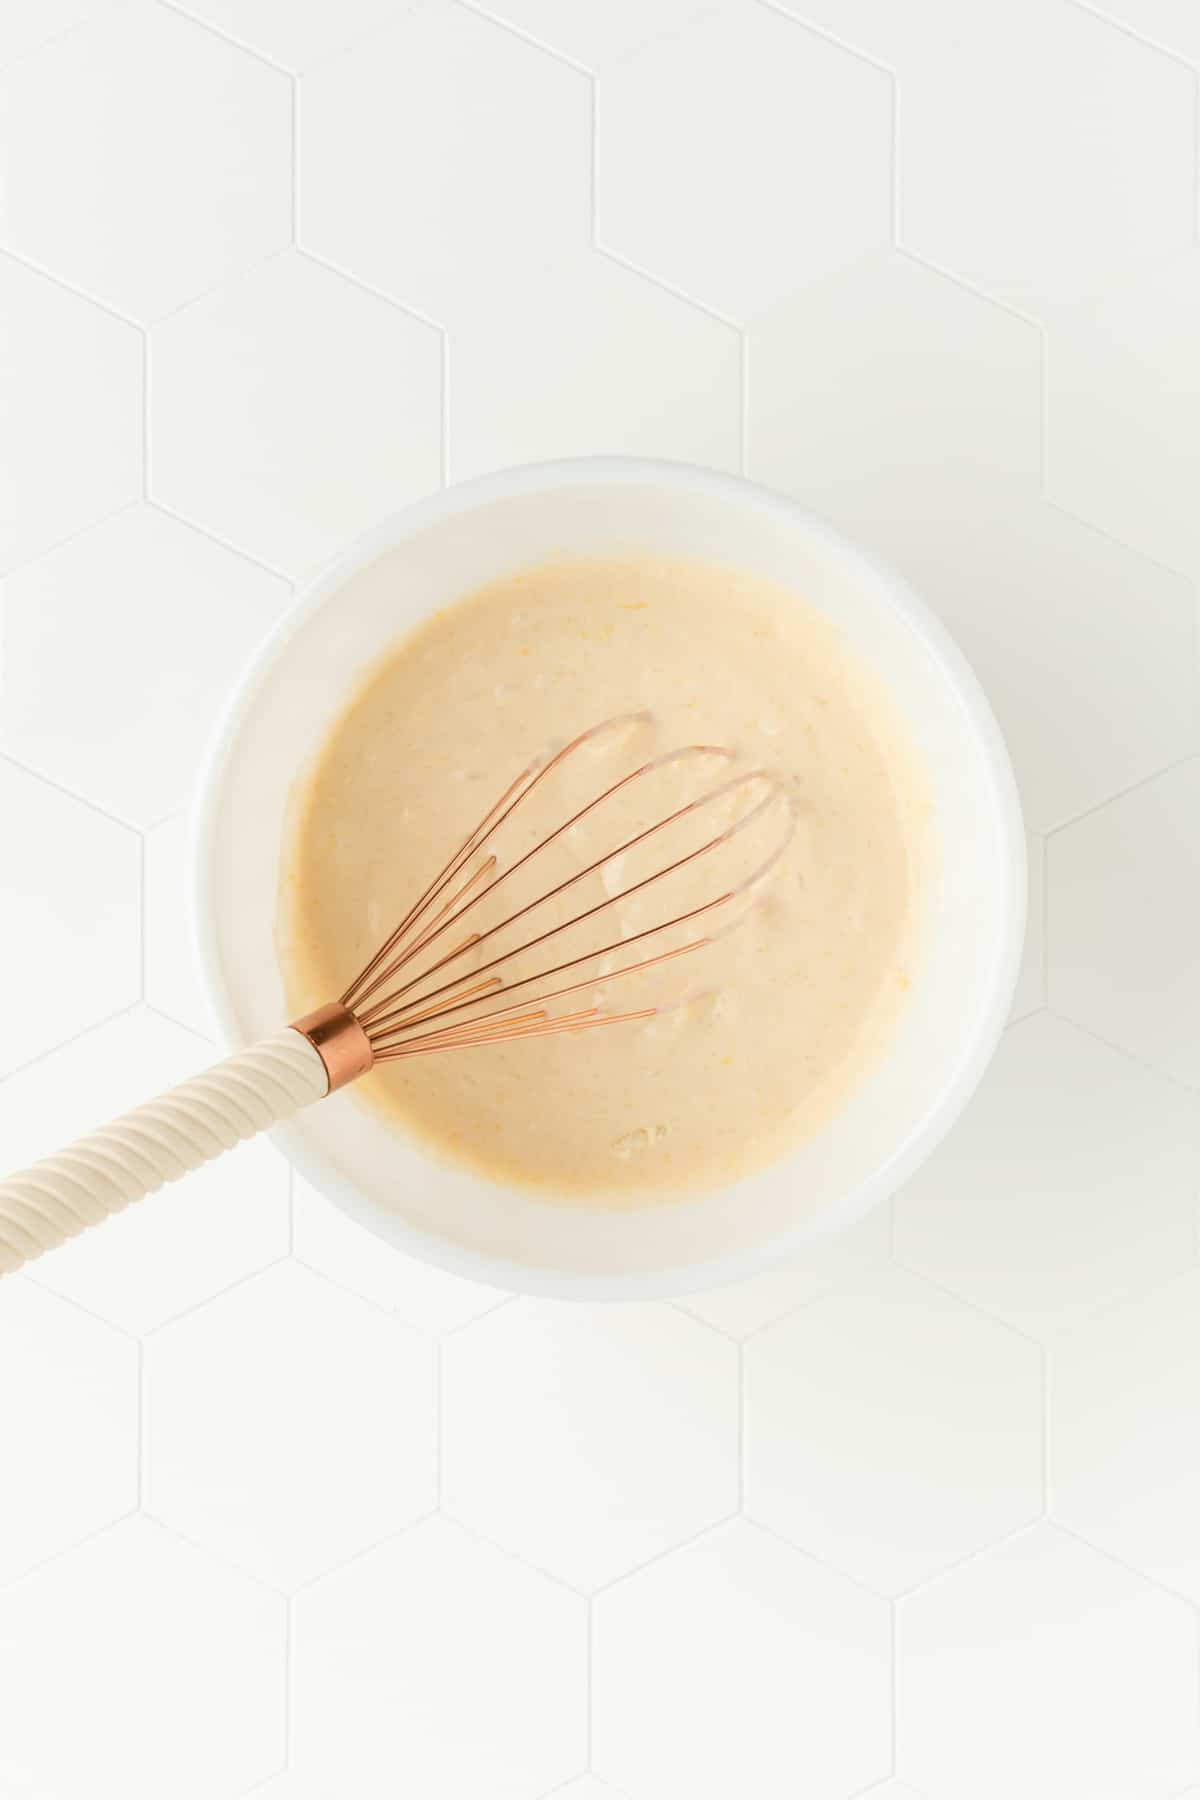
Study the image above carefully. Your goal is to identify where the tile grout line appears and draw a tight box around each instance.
[594,240,742,332]
[290,72,300,249]
[742,1511,898,1604]
[148,241,292,332]
[157,0,292,76]
[1040,481,1200,588]
[890,66,901,246]
[135,1253,291,1340]
[587,69,599,249]
[1045,1004,1200,1100]
[0,242,141,330]
[138,826,149,1004]
[288,1507,441,1607]
[896,242,1045,337]
[588,1515,738,1606]
[416,1508,594,1604]
[888,1250,1048,1356]
[0,1003,135,1097]
[452,0,591,77]
[0,495,142,587]
[756,0,895,75]
[585,1594,595,1771]
[10,1273,137,1346]
[148,496,295,583]
[283,1595,294,1770]
[434,1335,446,1509]
[0,746,143,836]
[1041,1340,1053,1519]
[1036,317,1051,496]
[889,1597,898,1779]
[0,6,102,70]
[585,3,736,336]
[136,1337,147,1510]
[1052,1517,1200,1613]
[670,1299,745,1347]
[300,9,424,79]
[439,326,450,490]
[141,327,151,499]
[1070,0,1200,77]
[0,1510,140,1598]
[1044,747,1200,843]
[736,1341,746,1511]
[738,328,750,478]
[296,243,445,335]
[1039,831,1050,1012]
[141,1510,291,1600]
[885,1515,1047,1607]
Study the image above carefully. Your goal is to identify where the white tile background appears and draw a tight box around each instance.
[1,0,1199,1794]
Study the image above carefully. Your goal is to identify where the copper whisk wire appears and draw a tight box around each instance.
[339,713,795,1062]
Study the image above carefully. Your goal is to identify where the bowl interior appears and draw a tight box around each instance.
[195,463,1023,1298]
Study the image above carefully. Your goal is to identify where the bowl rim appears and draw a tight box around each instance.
[192,454,1026,1301]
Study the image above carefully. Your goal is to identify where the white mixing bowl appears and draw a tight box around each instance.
[193,457,1024,1300]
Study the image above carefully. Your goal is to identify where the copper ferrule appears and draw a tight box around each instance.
[290,1002,374,1094]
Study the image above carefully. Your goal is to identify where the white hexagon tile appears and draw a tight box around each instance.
[743,1268,1044,1595]
[151,250,442,575]
[1047,252,1200,584]
[0,1517,285,1800]
[749,249,1045,532]
[0,0,290,322]
[895,0,1196,316]
[144,811,217,1036]
[895,1012,1200,1341]
[0,758,140,1075]
[144,1260,438,1588]
[1,504,290,825]
[593,1520,891,1799]
[1049,758,1200,1087]
[1011,829,1046,1022]
[445,252,741,481]
[291,1517,587,1797]
[1051,1267,1200,1603]
[0,252,141,572]
[4,2,1200,1797]
[299,3,591,325]
[597,0,893,322]
[0,1278,137,1585]
[442,1299,738,1588]
[897,1525,1200,1798]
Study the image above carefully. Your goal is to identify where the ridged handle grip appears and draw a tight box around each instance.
[0,1029,329,1276]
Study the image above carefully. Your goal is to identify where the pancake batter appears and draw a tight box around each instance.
[281,554,927,1200]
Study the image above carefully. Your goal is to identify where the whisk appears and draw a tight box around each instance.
[0,715,793,1277]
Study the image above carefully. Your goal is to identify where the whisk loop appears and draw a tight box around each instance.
[335,714,795,1064]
